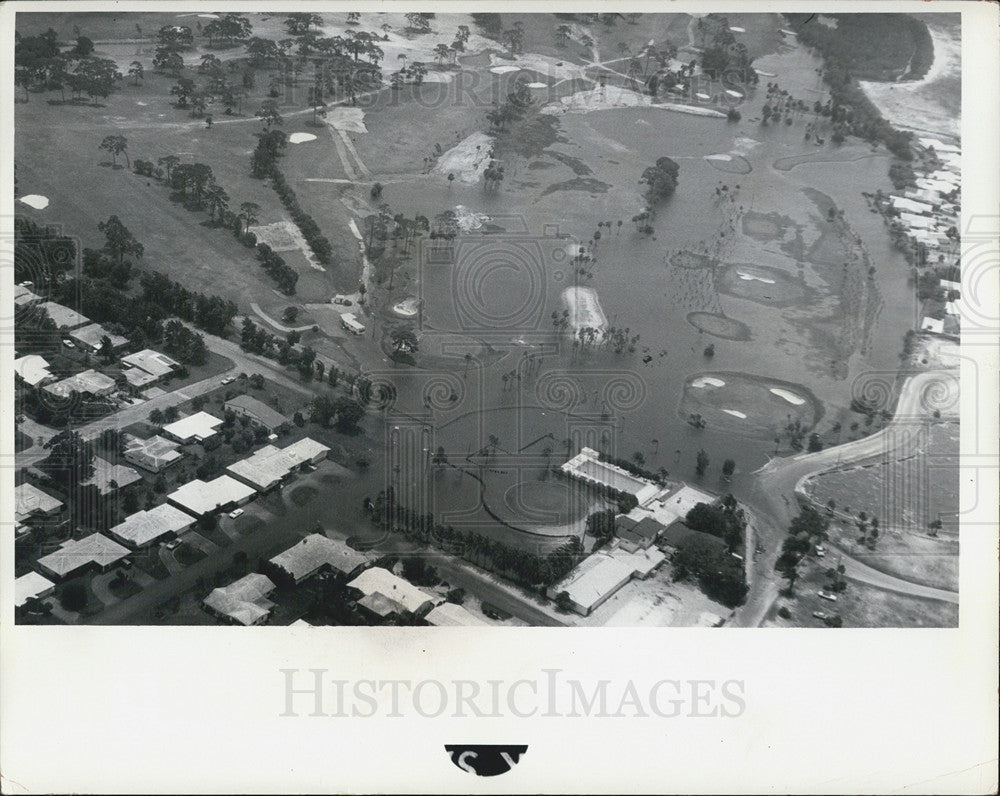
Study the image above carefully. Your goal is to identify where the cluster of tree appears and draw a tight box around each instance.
[239,318,348,393]
[787,15,915,160]
[470,13,503,40]
[640,157,680,203]
[685,495,745,552]
[201,13,252,49]
[888,162,916,190]
[601,454,668,486]
[255,242,300,295]
[251,127,288,177]
[671,530,747,607]
[585,508,618,541]
[369,486,584,588]
[403,12,434,34]
[139,270,238,336]
[161,318,208,366]
[13,215,78,291]
[696,14,757,84]
[270,169,334,264]
[485,81,534,135]
[308,394,365,433]
[774,504,830,595]
[15,28,122,102]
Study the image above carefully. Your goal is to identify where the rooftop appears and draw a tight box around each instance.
[14,354,53,387]
[108,503,195,548]
[357,591,407,618]
[123,433,183,471]
[424,602,490,626]
[226,438,330,490]
[548,554,634,613]
[14,284,43,307]
[269,534,374,582]
[42,369,117,398]
[15,572,56,607]
[203,573,276,626]
[162,411,224,442]
[561,447,661,503]
[40,301,90,329]
[347,567,437,615]
[69,323,129,351]
[37,533,130,579]
[120,348,180,378]
[82,457,143,495]
[167,475,257,516]
[15,483,64,520]
[224,394,289,429]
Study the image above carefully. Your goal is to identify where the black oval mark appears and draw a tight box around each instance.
[444,745,528,777]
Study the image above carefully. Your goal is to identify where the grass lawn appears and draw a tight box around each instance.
[109,575,144,599]
[175,541,208,566]
[15,430,34,452]
[133,547,171,579]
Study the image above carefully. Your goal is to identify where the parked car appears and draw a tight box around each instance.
[818,590,838,602]
[332,295,353,306]
[164,539,181,550]
[815,545,827,557]
[120,559,133,570]
[221,376,236,385]
[812,610,830,621]
[228,508,244,519]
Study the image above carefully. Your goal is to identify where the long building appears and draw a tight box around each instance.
[226,438,330,492]
[224,394,290,433]
[167,475,256,517]
[269,534,374,583]
[37,533,130,580]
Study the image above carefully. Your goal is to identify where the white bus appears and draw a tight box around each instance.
[341,313,366,335]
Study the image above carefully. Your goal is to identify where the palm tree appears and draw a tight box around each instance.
[158,155,180,182]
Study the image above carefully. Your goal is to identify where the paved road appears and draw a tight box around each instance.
[731,370,960,627]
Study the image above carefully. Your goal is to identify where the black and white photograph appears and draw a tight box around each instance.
[2,2,997,793]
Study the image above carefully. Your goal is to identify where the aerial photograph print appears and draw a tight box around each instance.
[12,8,966,629]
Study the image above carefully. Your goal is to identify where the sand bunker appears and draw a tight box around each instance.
[692,376,726,389]
[325,106,368,133]
[723,409,747,419]
[681,372,820,438]
[288,132,317,144]
[19,195,49,209]
[526,82,548,88]
[769,388,806,405]
[705,154,732,162]
[433,132,494,183]
[729,26,746,32]
[490,65,521,74]
[562,286,607,334]
[453,205,491,232]
[705,153,752,174]
[393,297,420,317]
[543,87,727,118]
[686,312,751,341]
[737,271,776,284]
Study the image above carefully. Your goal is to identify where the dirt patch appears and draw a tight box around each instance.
[541,177,611,196]
[686,312,751,341]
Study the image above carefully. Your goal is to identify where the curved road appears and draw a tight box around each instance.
[732,369,960,626]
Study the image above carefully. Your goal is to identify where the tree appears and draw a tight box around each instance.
[149,408,165,425]
[60,581,88,611]
[127,60,144,86]
[334,397,364,432]
[640,156,680,202]
[158,155,180,182]
[775,552,800,595]
[722,459,735,479]
[42,430,95,489]
[405,13,432,34]
[695,449,709,477]
[238,201,260,235]
[390,327,419,354]
[97,334,116,364]
[807,433,824,452]
[99,134,130,168]
[98,215,143,265]
[256,99,283,130]
[285,13,323,36]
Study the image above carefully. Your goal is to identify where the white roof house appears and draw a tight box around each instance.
[123,434,184,472]
[546,554,635,616]
[120,349,181,379]
[561,447,660,504]
[68,323,129,353]
[889,196,934,215]
[14,284,43,308]
[167,475,256,517]
[37,533,130,580]
[15,572,56,608]
[224,394,290,431]
[269,534,374,583]
[226,438,330,491]
[15,483,64,521]
[627,484,717,529]
[347,567,437,616]
[161,411,224,443]
[425,602,490,626]
[42,369,117,399]
[82,457,142,495]
[939,279,961,293]
[921,317,945,334]
[203,574,276,626]
[108,503,196,548]
[14,354,55,387]
[40,301,90,330]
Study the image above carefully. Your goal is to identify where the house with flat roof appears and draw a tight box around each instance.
[123,433,183,472]
[357,591,407,622]
[546,554,635,617]
[347,567,437,617]
[15,483,64,522]
[269,534,374,584]
[42,369,117,400]
[37,533,130,580]
[14,354,55,388]
[108,503,196,549]
[15,572,56,608]
[659,521,729,559]
[203,574,276,626]
[82,457,142,496]
[120,349,181,385]
[40,301,90,330]
[14,283,43,308]
[68,323,129,355]
[226,438,330,492]
[167,475,256,517]
[561,447,661,504]
[424,602,490,626]
[224,394,289,433]
[161,411,224,443]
